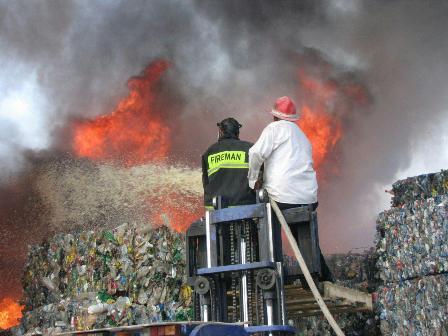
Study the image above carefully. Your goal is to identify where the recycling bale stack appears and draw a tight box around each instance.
[18,225,192,335]
[375,170,448,335]
[390,170,448,208]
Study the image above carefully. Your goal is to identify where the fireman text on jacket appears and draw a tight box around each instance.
[207,150,248,176]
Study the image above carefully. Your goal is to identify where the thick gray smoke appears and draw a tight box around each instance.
[297,1,448,250]
[1,0,448,301]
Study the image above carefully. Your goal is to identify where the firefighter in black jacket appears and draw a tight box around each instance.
[202,118,255,209]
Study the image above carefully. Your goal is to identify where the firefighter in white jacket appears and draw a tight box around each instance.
[248,97,317,204]
[248,96,332,284]
[247,96,317,204]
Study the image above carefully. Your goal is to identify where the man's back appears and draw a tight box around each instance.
[202,138,255,208]
[247,96,330,283]
[249,120,317,204]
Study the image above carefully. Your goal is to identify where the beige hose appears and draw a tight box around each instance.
[270,199,345,336]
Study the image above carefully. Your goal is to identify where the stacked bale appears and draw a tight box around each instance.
[376,196,448,282]
[376,274,447,334]
[375,170,448,335]
[18,225,191,335]
[390,170,448,207]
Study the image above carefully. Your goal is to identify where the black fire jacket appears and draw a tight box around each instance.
[202,137,256,208]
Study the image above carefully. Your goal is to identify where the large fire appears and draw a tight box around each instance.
[297,68,367,175]
[0,298,23,330]
[73,60,171,166]
[72,60,202,232]
[298,106,342,170]
[71,60,367,233]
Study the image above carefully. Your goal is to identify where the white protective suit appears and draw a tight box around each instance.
[248,120,318,204]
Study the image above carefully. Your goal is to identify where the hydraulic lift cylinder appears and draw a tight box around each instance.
[240,237,249,324]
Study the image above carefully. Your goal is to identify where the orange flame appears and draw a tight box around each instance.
[0,298,23,330]
[298,106,342,170]
[296,68,366,175]
[71,60,203,232]
[73,60,171,166]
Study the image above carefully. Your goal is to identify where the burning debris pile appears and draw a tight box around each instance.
[17,225,191,335]
[375,170,448,335]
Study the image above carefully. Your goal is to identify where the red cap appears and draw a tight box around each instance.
[270,96,299,121]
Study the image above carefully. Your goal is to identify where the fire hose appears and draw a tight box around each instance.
[269,198,345,336]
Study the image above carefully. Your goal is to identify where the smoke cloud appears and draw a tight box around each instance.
[297,0,448,250]
[1,0,448,299]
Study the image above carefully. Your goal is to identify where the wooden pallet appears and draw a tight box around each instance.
[285,282,373,318]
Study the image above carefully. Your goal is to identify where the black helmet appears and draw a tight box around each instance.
[217,118,242,139]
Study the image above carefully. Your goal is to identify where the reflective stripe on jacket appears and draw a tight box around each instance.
[202,138,255,207]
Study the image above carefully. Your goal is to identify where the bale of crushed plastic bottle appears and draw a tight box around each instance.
[374,170,448,336]
[376,195,448,282]
[390,170,448,207]
[376,273,448,335]
[18,224,192,335]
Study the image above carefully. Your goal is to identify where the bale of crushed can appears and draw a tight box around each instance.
[376,195,448,282]
[376,273,448,335]
[18,225,192,335]
[375,170,448,335]
[390,170,448,207]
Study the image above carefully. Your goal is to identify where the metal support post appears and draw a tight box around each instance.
[276,262,286,325]
[201,295,210,322]
[266,203,274,262]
